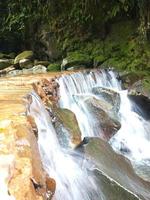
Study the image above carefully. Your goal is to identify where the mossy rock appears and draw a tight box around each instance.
[47,63,60,71]
[0,53,16,59]
[85,138,150,200]
[53,107,81,146]
[0,59,14,70]
[61,51,92,70]
[19,59,33,69]
[120,71,147,89]
[14,51,34,64]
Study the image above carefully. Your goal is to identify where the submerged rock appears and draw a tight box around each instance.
[84,137,150,200]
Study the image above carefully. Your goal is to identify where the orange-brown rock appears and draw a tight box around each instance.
[0,74,63,200]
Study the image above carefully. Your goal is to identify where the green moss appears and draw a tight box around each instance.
[14,51,34,64]
[0,59,14,70]
[47,63,61,71]
[52,107,81,144]
[65,51,92,68]
[94,55,106,67]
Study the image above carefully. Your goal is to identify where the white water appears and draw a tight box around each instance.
[58,69,150,163]
[28,69,150,199]
[28,91,103,200]
[59,70,121,138]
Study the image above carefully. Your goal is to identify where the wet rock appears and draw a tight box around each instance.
[128,90,150,120]
[85,97,121,140]
[46,175,56,199]
[92,87,121,113]
[52,107,82,147]
[14,51,34,64]
[32,78,59,103]
[84,137,150,200]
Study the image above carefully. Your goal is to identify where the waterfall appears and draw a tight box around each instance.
[28,91,103,200]
[58,69,150,164]
[28,69,150,199]
[59,69,121,138]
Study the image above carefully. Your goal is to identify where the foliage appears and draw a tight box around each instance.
[0,0,149,52]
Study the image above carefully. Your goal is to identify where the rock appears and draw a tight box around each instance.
[61,51,92,70]
[14,51,34,64]
[129,79,150,98]
[128,90,150,120]
[19,59,33,69]
[8,70,23,76]
[0,66,15,76]
[118,71,145,89]
[33,78,59,103]
[84,96,121,140]
[92,87,121,113]
[34,60,50,67]
[47,63,60,72]
[94,55,106,67]
[84,137,150,200]
[52,107,82,147]
[0,59,14,70]
[46,175,56,197]
[32,65,47,74]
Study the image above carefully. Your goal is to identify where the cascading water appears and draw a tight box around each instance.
[28,91,103,200]
[58,69,150,165]
[59,70,121,138]
[28,69,150,199]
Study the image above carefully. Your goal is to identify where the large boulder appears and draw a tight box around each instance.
[34,60,50,67]
[83,138,150,200]
[84,96,121,140]
[0,59,14,70]
[32,65,47,74]
[127,77,150,119]
[128,90,150,120]
[92,87,121,113]
[14,51,34,64]
[19,59,33,69]
[118,71,145,89]
[61,51,92,70]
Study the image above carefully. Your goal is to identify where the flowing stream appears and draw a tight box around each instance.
[29,69,150,199]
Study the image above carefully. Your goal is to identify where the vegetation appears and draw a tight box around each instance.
[0,0,149,72]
